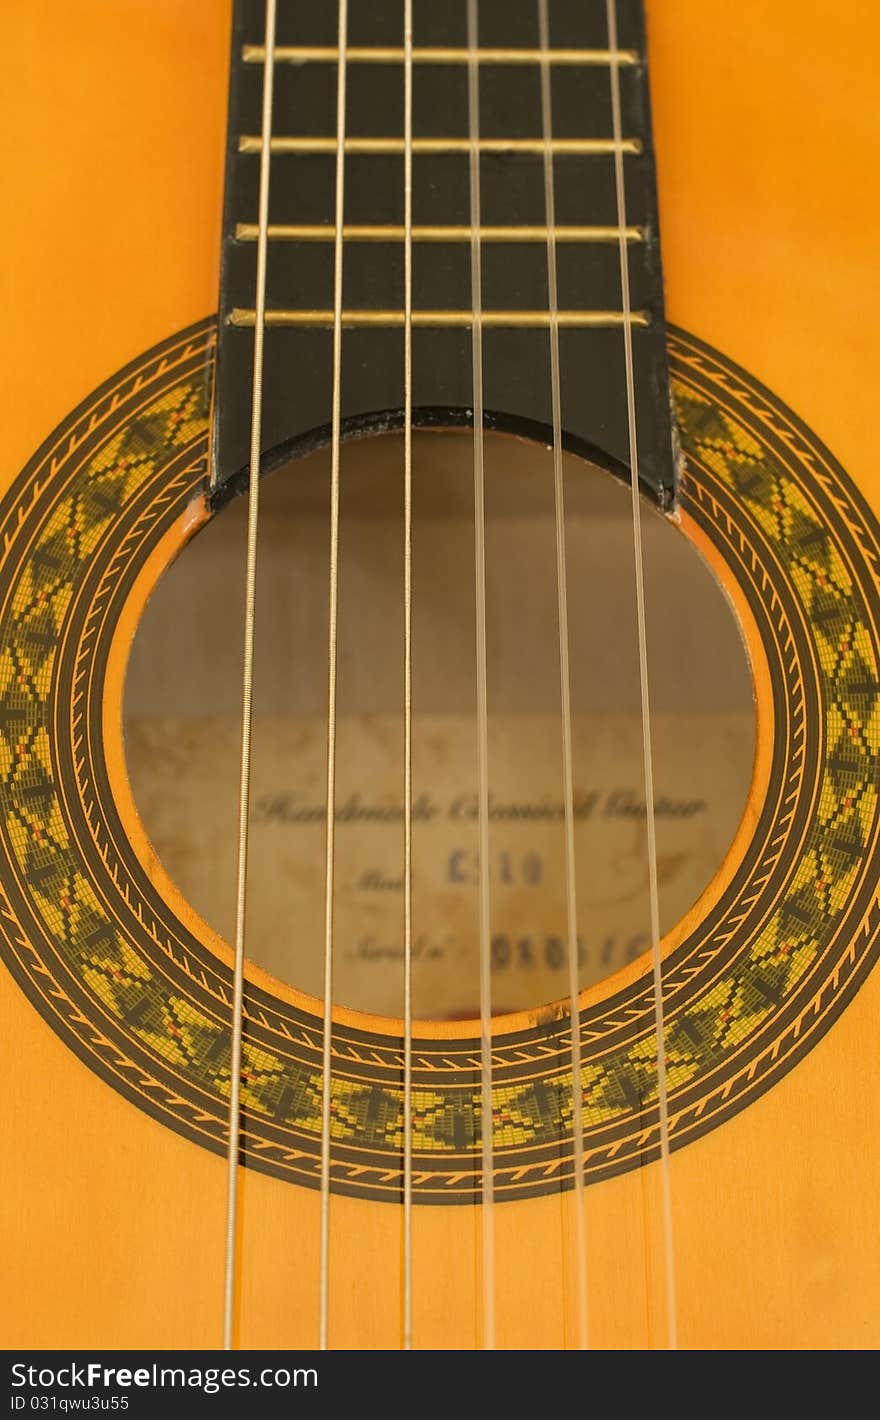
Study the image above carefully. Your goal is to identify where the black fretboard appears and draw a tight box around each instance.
[212,0,676,506]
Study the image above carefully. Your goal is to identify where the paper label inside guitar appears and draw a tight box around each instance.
[126,708,754,1018]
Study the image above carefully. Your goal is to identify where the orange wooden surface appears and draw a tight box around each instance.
[0,0,878,1348]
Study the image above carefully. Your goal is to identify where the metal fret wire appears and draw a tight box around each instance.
[242,44,639,66]
[605,0,678,1349]
[222,0,276,1354]
[536,0,588,1352]
[229,308,649,328]
[466,0,496,1353]
[402,0,415,1354]
[318,0,349,1353]
[234,222,644,242]
[239,136,640,153]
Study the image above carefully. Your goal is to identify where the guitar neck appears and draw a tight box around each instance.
[212,0,676,504]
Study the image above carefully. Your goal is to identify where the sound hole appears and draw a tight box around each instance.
[123,427,755,1021]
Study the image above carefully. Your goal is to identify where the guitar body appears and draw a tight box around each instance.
[2,0,878,1349]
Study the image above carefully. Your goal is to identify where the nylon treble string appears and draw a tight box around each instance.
[466,0,496,1353]
[401,0,415,1353]
[318,0,350,1354]
[606,0,678,1351]
[536,0,589,1352]
[223,0,278,1354]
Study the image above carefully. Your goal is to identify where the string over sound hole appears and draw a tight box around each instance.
[124,425,755,1020]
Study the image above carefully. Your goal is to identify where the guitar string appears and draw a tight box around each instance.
[222,3,670,1356]
[402,0,415,1353]
[222,0,277,1354]
[318,0,349,1354]
[605,0,678,1349]
[536,0,589,1352]
[466,0,496,1353]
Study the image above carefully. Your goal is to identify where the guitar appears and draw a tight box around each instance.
[2,0,878,1351]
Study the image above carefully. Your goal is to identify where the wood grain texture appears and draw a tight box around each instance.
[0,0,878,1349]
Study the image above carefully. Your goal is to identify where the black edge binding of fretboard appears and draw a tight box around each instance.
[212,0,677,508]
